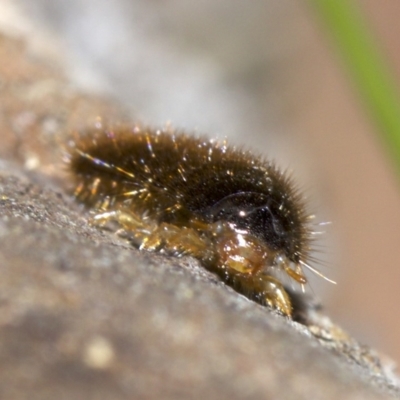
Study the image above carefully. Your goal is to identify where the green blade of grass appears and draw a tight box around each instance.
[308,0,400,174]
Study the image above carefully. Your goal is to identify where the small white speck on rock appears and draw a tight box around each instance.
[83,336,115,370]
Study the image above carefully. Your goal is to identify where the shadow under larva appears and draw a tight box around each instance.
[66,122,333,318]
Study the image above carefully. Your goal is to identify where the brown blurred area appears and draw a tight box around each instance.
[2,0,400,369]
[283,0,400,364]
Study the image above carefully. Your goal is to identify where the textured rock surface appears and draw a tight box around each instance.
[0,30,399,400]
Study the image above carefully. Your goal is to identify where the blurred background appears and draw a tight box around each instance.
[2,0,400,367]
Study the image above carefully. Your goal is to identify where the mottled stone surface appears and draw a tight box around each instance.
[0,30,399,400]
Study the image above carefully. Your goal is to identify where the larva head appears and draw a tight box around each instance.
[206,188,311,270]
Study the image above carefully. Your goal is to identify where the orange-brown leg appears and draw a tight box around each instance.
[140,222,212,259]
[92,208,213,260]
[257,275,292,317]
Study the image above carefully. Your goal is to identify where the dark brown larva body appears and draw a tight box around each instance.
[68,123,319,316]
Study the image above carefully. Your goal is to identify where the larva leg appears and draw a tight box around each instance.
[91,208,157,244]
[257,275,292,317]
[91,209,213,260]
[140,223,213,260]
[232,273,292,317]
[210,222,293,316]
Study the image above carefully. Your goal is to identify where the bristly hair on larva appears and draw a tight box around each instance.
[66,121,334,317]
